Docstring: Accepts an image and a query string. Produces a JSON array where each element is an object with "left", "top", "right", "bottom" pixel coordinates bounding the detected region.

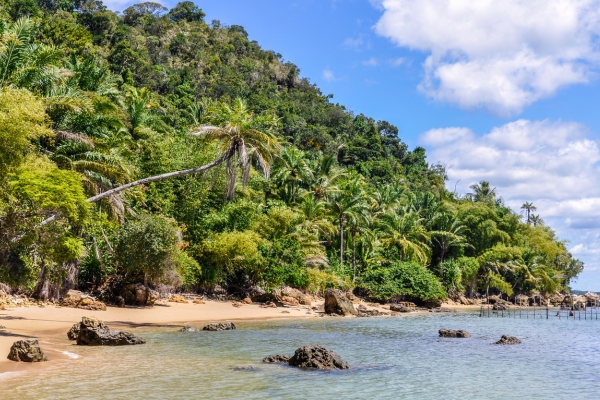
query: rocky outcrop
[
  {"left": 494, "top": 335, "right": 522, "bottom": 345},
  {"left": 180, "top": 326, "right": 199, "bottom": 332},
  {"left": 515, "top": 295, "right": 529, "bottom": 306},
  {"left": 423, "top": 298, "right": 443, "bottom": 309},
  {"left": 203, "top": 322, "right": 236, "bottom": 331},
  {"left": 390, "top": 303, "right": 411, "bottom": 313},
  {"left": 281, "top": 287, "right": 312, "bottom": 306},
  {"left": 259, "top": 301, "right": 277, "bottom": 308},
  {"left": 119, "top": 283, "right": 159, "bottom": 307},
  {"left": 67, "top": 322, "right": 81, "bottom": 340},
  {"left": 169, "top": 295, "right": 188, "bottom": 304},
  {"left": 193, "top": 299, "right": 205, "bottom": 304},
  {"left": 281, "top": 296, "right": 300, "bottom": 306},
  {"left": 75, "top": 316, "right": 146, "bottom": 346},
  {"left": 7, "top": 339, "right": 48, "bottom": 362},
  {"left": 324, "top": 289, "right": 355, "bottom": 316},
  {"left": 288, "top": 345, "right": 349, "bottom": 370},
  {"left": 60, "top": 290, "right": 106, "bottom": 311},
  {"left": 241, "top": 298, "right": 252, "bottom": 304},
  {"left": 439, "top": 329, "right": 471, "bottom": 338},
  {"left": 263, "top": 355, "right": 290, "bottom": 363}
]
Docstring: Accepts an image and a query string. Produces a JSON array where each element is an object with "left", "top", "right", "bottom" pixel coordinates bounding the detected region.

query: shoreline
[{"left": 0, "top": 300, "right": 478, "bottom": 375}]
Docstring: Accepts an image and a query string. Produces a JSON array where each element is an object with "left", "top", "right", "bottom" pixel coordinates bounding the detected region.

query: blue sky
[{"left": 105, "top": 0, "right": 600, "bottom": 290}]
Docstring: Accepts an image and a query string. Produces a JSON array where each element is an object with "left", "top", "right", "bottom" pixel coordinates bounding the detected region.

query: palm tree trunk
[
  {"left": 292, "top": 181, "right": 296, "bottom": 203},
  {"left": 10, "top": 143, "right": 237, "bottom": 243},
  {"left": 439, "top": 243, "right": 446, "bottom": 280},
  {"left": 339, "top": 216, "right": 344, "bottom": 265},
  {"left": 397, "top": 245, "right": 402, "bottom": 262},
  {"left": 352, "top": 232, "right": 356, "bottom": 283}
]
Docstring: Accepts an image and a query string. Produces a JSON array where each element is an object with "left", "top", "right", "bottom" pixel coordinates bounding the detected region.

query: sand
[{"left": 0, "top": 299, "right": 319, "bottom": 374}]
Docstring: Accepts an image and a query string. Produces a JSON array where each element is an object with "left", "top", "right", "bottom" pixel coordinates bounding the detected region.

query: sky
[{"left": 103, "top": 0, "right": 600, "bottom": 290}]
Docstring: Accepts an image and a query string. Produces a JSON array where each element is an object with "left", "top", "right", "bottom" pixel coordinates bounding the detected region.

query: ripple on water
[{"left": 2, "top": 311, "right": 600, "bottom": 399}]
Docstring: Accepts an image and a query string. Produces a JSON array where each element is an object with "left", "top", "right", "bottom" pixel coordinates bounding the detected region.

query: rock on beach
[
  {"left": 324, "top": 289, "right": 355, "bottom": 316},
  {"left": 73, "top": 316, "right": 146, "bottom": 346},
  {"left": 203, "top": 322, "right": 236, "bottom": 331},
  {"left": 7, "top": 339, "right": 48, "bottom": 362}
]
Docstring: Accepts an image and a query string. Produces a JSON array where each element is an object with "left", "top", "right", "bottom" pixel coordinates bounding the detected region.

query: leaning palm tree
[
  {"left": 520, "top": 202, "right": 537, "bottom": 225},
  {"left": 376, "top": 209, "right": 430, "bottom": 264}
]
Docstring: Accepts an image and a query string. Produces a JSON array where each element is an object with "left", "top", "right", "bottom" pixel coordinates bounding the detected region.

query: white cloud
[
  {"left": 322, "top": 68, "right": 337, "bottom": 83},
  {"left": 99, "top": 0, "right": 134, "bottom": 10},
  {"left": 388, "top": 57, "right": 405, "bottom": 67},
  {"left": 421, "top": 119, "right": 600, "bottom": 288},
  {"left": 373, "top": 0, "right": 600, "bottom": 115},
  {"left": 343, "top": 35, "right": 364, "bottom": 49},
  {"left": 362, "top": 57, "right": 378, "bottom": 66}
]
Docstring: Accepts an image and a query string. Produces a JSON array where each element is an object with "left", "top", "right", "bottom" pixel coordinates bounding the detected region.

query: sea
[{"left": 1, "top": 311, "right": 599, "bottom": 399}]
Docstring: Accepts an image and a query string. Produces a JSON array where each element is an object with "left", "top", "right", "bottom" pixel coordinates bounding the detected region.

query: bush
[
  {"left": 258, "top": 237, "right": 307, "bottom": 291},
  {"left": 305, "top": 268, "right": 351, "bottom": 295},
  {"left": 358, "top": 262, "right": 446, "bottom": 300}
]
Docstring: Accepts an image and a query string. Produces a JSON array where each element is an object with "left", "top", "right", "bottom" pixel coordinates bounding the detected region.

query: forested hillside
[{"left": 0, "top": 1, "right": 584, "bottom": 302}]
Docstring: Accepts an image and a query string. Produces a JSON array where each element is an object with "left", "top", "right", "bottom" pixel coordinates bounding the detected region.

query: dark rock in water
[
  {"left": 76, "top": 316, "right": 146, "bottom": 346},
  {"left": 439, "top": 328, "right": 471, "bottom": 338},
  {"left": 493, "top": 303, "right": 508, "bottom": 311},
  {"left": 494, "top": 335, "right": 522, "bottom": 345},
  {"left": 263, "top": 355, "right": 290, "bottom": 363},
  {"left": 67, "top": 322, "right": 81, "bottom": 340},
  {"left": 288, "top": 345, "right": 349, "bottom": 370},
  {"left": 356, "top": 309, "right": 388, "bottom": 317},
  {"left": 390, "top": 304, "right": 411, "bottom": 313},
  {"left": 203, "top": 322, "right": 236, "bottom": 331},
  {"left": 232, "top": 366, "right": 262, "bottom": 371},
  {"left": 7, "top": 339, "right": 48, "bottom": 362},
  {"left": 429, "top": 307, "right": 453, "bottom": 313},
  {"left": 324, "top": 289, "right": 355, "bottom": 316},
  {"left": 423, "top": 299, "right": 444, "bottom": 309},
  {"left": 180, "top": 326, "right": 199, "bottom": 332}
]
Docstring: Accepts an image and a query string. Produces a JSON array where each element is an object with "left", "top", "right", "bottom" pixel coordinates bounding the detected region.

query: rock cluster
[
  {"left": 115, "top": 284, "right": 158, "bottom": 307},
  {"left": 169, "top": 294, "right": 188, "bottom": 304},
  {"left": 203, "top": 322, "right": 236, "bottom": 331},
  {"left": 193, "top": 299, "right": 205, "bottom": 304},
  {"left": 68, "top": 316, "right": 146, "bottom": 346},
  {"left": 0, "top": 291, "right": 50, "bottom": 309},
  {"left": 390, "top": 303, "right": 411, "bottom": 313},
  {"left": 494, "top": 335, "right": 522, "bottom": 345},
  {"left": 439, "top": 329, "right": 471, "bottom": 338},
  {"left": 180, "top": 326, "right": 199, "bottom": 332},
  {"left": 356, "top": 304, "right": 388, "bottom": 317},
  {"left": 61, "top": 290, "right": 106, "bottom": 311},
  {"left": 264, "top": 346, "right": 349, "bottom": 370},
  {"left": 324, "top": 289, "right": 355, "bottom": 316},
  {"left": 281, "top": 287, "right": 312, "bottom": 306},
  {"left": 7, "top": 339, "right": 48, "bottom": 362}
]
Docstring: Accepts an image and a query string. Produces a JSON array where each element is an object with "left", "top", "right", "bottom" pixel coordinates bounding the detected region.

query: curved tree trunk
[{"left": 339, "top": 216, "right": 344, "bottom": 265}]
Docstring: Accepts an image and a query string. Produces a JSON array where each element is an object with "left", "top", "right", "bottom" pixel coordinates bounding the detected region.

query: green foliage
[
  {"left": 258, "top": 237, "right": 307, "bottom": 291},
  {"left": 358, "top": 262, "right": 446, "bottom": 300}
]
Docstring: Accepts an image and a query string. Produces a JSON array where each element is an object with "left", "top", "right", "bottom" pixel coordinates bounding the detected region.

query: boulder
[
  {"left": 193, "top": 299, "right": 205, "bottom": 304},
  {"left": 494, "top": 335, "right": 522, "bottom": 345},
  {"left": 241, "top": 298, "right": 252, "bottom": 305},
  {"left": 259, "top": 301, "right": 277, "bottom": 308},
  {"left": 180, "top": 326, "right": 199, "bottom": 332},
  {"left": 119, "top": 283, "right": 159, "bottom": 307},
  {"left": 493, "top": 303, "right": 508, "bottom": 311},
  {"left": 281, "top": 296, "right": 300, "bottom": 306},
  {"left": 61, "top": 290, "right": 106, "bottom": 311},
  {"left": 67, "top": 322, "right": 81, "bottom": 340},
  {"left": 288, "top": 345, "right": 349, "bottom": 370},
  {"left": 423, "top": 298, "right": 443, "bottom": 309},
  {"left": 346, "top": 289, "right": 357, "bottom": 302},
  {"left": 515, "top": 295, "right": 529, "bottom": 306},
  {"left": 263, "top": 355, "right": 290, "bottom": 363},
  {"left": 7, "top": 339, "right": 48, "bottom": 362},
  {"left": 169, "top": 295, "right": 188, "bottom": 304},
  {"left": 324, "top": 289, "right": 355, "bottom": 316},
  {"left": 203, "top": 322, "right": 236, "bottom": 331},
  {"left": 76, "top": 316, "right": 146, "bottom": 346},
  {"left": 390, "top": 303, "right": 411, "bottom": 313},
  {"left": 439, "top": 329, "right": 471, "bottom": 338},
  {"left": 281, "top": 287, "right": 311, "bottom": 305},
  {"left": 356, "top": 309, "right": 388, "bottom": 317}
]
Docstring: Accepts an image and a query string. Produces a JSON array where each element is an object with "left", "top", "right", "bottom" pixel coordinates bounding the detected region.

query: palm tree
[
  {"left": 326, "top": 178, "right": 370, "bottom": 265},
  {"left": 429, "top": 215, "right": 471, "bottom": 278},
  {"left": 530, "top": 214, "right": 544, "bottom": 227},
  {"left": 469, "top": 181, "right": 496, "bottom": 202},
  {"left": 521, "top": 202, "right": 537, "bottom": 225},
  {"left": 122, "top": 85, "right": 167, "bottom": 138},
  {"left": 272, "top": 147, "right": 311, "bottom": 203},
  {"left": 373, "top": 179, "right": 404, "bottom": 215},
  {"left": 348, "top": 215, "right": 374, "bottom": 283},
  {"left": 376, "top": 209, "right": 430, "bottom": 264},
  {"left": 305, "top": 154, "right": 345, "bottom": 199}
]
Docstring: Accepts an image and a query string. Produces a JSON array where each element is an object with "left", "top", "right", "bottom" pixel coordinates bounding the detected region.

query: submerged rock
[
  {"left": 75, "top": 316, "right": 146, "bottom": 346},
  {"left": 439, "top": 329, "right": 471, "bottom": 338},
  {"left": 180, "top": 326, "right": 199, "bottom": 332},
  {"left": 263, "top": 355, "right": 290, "bottom": 363},
  {"left": 7, "top": 339, "right": 48, "bottom": 362},
  {"left": 324, "top": 289, "right": 355, "bottom": 316},
  {"left": 288, "top": 345, "right": 349, "bottom": 370},
  {"left": 203, "top": 322, "right": 236, "bottom": 331},
  {"left": 494, "top": 335, "right": 522, "bottom": 345}
]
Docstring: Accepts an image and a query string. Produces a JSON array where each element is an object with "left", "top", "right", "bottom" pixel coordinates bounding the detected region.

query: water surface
[{"left": 2, "top": 311, "right": 599, "bottom": 399}]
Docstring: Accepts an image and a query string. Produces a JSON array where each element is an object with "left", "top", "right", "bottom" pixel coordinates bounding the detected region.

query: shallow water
[{"left": 2, "top": 311, "right": 600, "bottom": 399}]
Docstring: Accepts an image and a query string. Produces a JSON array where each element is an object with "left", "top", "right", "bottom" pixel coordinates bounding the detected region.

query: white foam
[
  {"left": 62, "top": 351, "right": 80, "bottom": 359},
  {"left": 0, "top": 371, "right": 22, "bottom": 380}
]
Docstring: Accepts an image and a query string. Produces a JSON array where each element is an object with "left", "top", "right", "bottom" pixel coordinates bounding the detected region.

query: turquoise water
[{"left": 2, "top": 311, "right": 600, "bottom": 399}]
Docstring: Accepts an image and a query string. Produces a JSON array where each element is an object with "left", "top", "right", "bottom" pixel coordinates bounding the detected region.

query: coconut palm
[
  {"left": 530, "top": 214, "right": 544, "bottom": 227},
  {"left": 272, "top": 147, "right": 311, "bottom": 203},
  {"left": 469, "top": 181, "right": 496, "bottom": 203},
  {"left": 429, "top": 215, "right": 471, "bottom": 278},
  {"left": 122, "top": 85, "right": 168, "bottom": 138},
  {"left": 305, "top": 154, "right": 345, "bottom": 199},
  {"left": 376, "top": 208, "right": 430, "bottom": 264},
  {"left": 373, "top": 179, "right": 404, "bottom": 215},
  {"left": 521, "top": 202, "right": 537, "bottom": 225}
]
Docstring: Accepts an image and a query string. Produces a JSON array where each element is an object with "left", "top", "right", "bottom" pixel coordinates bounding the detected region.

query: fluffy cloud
[
  {"left": 373, "top": 0, "right": 600, "bottom": 115},
  {"left": 421, "top": 120, "right": 600, "bottom": 287},
  {"left": 322, "top": 68, "right": 338, "bottom": 82}
]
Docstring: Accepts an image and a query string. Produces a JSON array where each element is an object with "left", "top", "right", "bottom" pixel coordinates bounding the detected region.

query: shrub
[
  {"left": 258, "top": 237, "right": 307, "bottom": 291},
  {"left": 358, "top": 261, "right": 446, "bottom": 300}
]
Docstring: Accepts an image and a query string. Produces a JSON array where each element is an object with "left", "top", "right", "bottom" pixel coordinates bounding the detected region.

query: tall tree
[
  {"left": 430, "top": 215, "right": 471, "bottom": 278},
  {"left": 377, "top": 209, "right": 430, "bottom": 264},
  {"left": 469, "top": 181, "right": 497, "bottom": 203},
  {"left": 272, "top": 147, "right": 310, "bottom": 203},
  {"left": 521, "top": 202, "right": 537, "bottom": 225}
]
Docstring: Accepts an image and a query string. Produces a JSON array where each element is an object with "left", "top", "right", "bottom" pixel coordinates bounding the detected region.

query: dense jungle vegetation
[{"left": 0, "top": 1, "right": 584, "bottom": 301}]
